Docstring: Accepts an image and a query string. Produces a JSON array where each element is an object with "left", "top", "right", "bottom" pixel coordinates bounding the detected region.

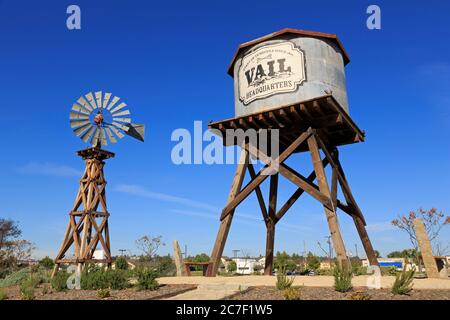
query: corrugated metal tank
[{"left": 230, "top": 29, "right": 350, "bottom": 117}]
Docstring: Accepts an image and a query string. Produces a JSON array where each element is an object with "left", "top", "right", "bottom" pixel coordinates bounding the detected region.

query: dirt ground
[
  {"left": 229, "top": 286, "right": 450, "bottom": 300},
  {"left": 2, "top": 284, "right": 197, "bottom": 300}
]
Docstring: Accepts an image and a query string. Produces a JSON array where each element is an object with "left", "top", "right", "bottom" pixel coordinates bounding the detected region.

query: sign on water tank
[{"left": 238, "top": 41, "right": 306, "bottom": 105}]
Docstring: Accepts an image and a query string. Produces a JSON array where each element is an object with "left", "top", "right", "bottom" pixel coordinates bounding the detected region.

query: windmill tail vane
[{"left": 69, "top": 90, "right": 145, "bottom": 148}]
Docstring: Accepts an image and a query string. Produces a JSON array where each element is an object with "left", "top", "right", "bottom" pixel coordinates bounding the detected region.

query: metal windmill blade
[{"left": 70, "top": 91, "right": 145, "bottom": 148}]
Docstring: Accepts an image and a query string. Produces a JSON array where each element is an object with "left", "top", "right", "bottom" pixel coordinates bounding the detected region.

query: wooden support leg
[
  {"left": 207, "top": 148, "right": 249, "bottom": 277},
  {"left": 264, "top": 174, "right": 278, "bottom": 275},
  {"left": 332, "top": 150, "right": 379, "bottom": 267},
  {"left": 265, "top": 220, "right": 275, "bottom": 275},
  {"left": 353, "top": 215, "right": 379, "bottom": 266},
  {"left": 307, "top": 134, "right": 349, "bottom": 269}
]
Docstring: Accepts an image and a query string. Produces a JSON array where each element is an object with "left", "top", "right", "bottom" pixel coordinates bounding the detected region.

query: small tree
[
  {"left": 0, "top": 219, "right": 34, "bottom": 270},
  {"left": 227, "top": 260, "right": 237, "bottom": 274},
  {"left": 39, "top": 256, "right": 54, "bottom": 269},
  {"left": 392, "top": 208, "right": 449, "bottom": 272},
  {"left": 306, "top": 252, "right": 320, "bottom": 271},
  {"left": 115, "top": 256, "right": 128, "bottom": 270},
  {"left": 135, "top": 235, "right": 165, "bottom": 261}
]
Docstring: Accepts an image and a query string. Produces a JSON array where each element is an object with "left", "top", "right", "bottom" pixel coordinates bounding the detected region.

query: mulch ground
[
  {"left": 229, "top": 286, "right": 450, "bottom": 300},
  {"left": 2, "top": 284, "right": 197, "bottom": 300}
]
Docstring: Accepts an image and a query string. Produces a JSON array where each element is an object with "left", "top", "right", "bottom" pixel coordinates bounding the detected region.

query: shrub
[
  {"left": 227, "top": 261, "right": 237, "bottom": 274},
  {"left": 115, "top": 257, "right": 128, "bottom": 270},
  {"left": 352, "top": 265, "right": 368, "bottom": 276},
  {"left": 20, "top": 284, "right": 35, "bottom": 300},
  {"left": 0, "top": 290, "right": 7, "bottom": 300},
  {"left": 306, "top": 252, "right": 320, "bottom": 271},
  {"left": 349, "top": 290, "right": 371, "bottom": 300},
  {"left": 21, "top": 275, "right": 41, "bottom": 289},
  {"left": 333, "top": 265, "right": 353, "bottom": 293},
  {"left": 391, "top": 266, "right": 415, "bottom": 295},
  {"left": 283, "top": 287, "right": 301, "bottom": 300},
  {"left": 96, "top": 288, "right": 110, "bottom": 299},
  {"left": 105, "top": 269, "right": 129, "bottom": 290},
  {"left": 154, "top": 255, "right": 176, "bottom": 276},
  {"left": 276, "top": 265, "right": 295, "bottom": 290},
  {"left": 51, "top": 271, "right": 70, "bottom": 292},
  {"left": 81, "top": 266, "right": 108, "bottom": 290},
  {"left": 381, "top": 266, "right": 398, "bottom": 276},
  {"left": 39, "top": 257, "right": 55, "bottom": 270},
  {"left": 317, "top": 268, "right": 333, "bottom": 276},
  {"left": 0, "top": 269, "right": 11, "bottom": 280},
  {"left": 137, "top": 268, "right": 159, "bottom": 290},
  {"left": 0, "top": 267, "right": 31, "bottom": 288}
]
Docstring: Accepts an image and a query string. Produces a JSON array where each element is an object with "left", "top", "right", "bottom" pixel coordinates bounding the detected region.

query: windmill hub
[
  {"left": 93, "top": 111, "right": 104, "bottom": 125},
  {"left": 70, "top": 91, "right": 146, "bottom": 147}
]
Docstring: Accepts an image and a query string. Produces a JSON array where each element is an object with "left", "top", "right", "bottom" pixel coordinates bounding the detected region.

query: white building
[{"left": 231, "top": 257, "right": 265, "bottom": 275}]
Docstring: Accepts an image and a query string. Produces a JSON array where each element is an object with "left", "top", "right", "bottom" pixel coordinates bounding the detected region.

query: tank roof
[{"left": 227, "top": 28, "right": 350, "bottom": 76}]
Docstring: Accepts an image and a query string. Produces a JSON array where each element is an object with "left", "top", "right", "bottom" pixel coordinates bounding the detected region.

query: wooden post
[
  {"left": 331, "top": 149, "right": 379, "bottom": 267},
  {"left": 307, "top": 134, "right": 349, "bottom": 269},
  {"left": 265, "top": 220, "right": 275, "bottom": 275},
  {"left": 264, "top": 174, "right": 278, "bottom": 275},
  {"left": 207, "top": 148, "right": 249, "bottom": 276}
]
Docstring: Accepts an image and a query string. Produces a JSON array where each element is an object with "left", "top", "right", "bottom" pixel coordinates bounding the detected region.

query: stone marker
[
  {"left": 173, "top": 240, "right": 185, "bottom": 276},
  {"left": 413, "top": 218, "right": 440, "bottom": 278}
]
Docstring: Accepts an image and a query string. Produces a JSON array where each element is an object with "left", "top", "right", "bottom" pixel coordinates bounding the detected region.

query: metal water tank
[{"left": 228, "top": 28, "right": 350, "bottom": 117}]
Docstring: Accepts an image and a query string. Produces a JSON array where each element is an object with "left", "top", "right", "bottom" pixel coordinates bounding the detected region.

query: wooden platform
[
  {"left": 77, "top": 147, "right": 115, "bottom": 160},
  {"left": 208, "top": 94, "right": 364, "bottom": 153}
]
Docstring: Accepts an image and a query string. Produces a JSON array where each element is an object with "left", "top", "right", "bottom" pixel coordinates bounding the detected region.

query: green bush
[
  {"left": 0, "top": 269, "right": 11, "bottom": 280},
  {"left": 227, "top": 261, "right": 237, "bottom": 273},
  {"left": 39, "top": 257, "right": 55, "bottom": 270},
  {"left": 51, "top": 271, "right": 70, "bottom": 292},
  {"left": 283, "top": 287, "right": 301, "bottom": 300},
  {"left": 106, "top": 270, "right": 129, "bottom": 290},
  {"left": 276, "top": 265, "right": 295, "bottom": 290},
  {"left": 391, "top": 266, "right": 415, "bottom": 295},
  {"left": 81, "top": 266, "right": 129, "bottom": 290},
  {"left": 352, "top": 265, "right": 368, "bottom": 276},
  {"left": 21, "top": 275, "right": 41, "bottom": 289},
  {"left": 137, "top": 268, "right": 159, "bottom": 290},
  {"left": 115, "top": 257, "right": 128, "bottom": 270},
  {"left": 0, "top": 267, "right": 31, "bottom": 288},
  {"left": 381, "top": 266, "right": 398, "bottom": 276},
  {"left": 0, "top": 290, "right": 7, "bottom": 300},
  {"left": 333, "top": 265, "right": 353, "bottom": 293},
  {"left": 317, "top": 268, "right": 333, "bottom": 276},
  {"left": 154, "top": 256, "right": 176, "bottom": 276},
  {"left": 96, "top": 288, "right": 110, "bottom": 299},
  {"left": 306, "top": 252, "right": 321, "bottom": 271},
  {"left": 20, "top": 284, "right": 35, "bottom": 300}
]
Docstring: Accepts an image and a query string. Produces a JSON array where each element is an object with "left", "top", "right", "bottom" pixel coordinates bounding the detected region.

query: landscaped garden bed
[{"left": 228, "top": 286, "right": 450, "bottom": 300}]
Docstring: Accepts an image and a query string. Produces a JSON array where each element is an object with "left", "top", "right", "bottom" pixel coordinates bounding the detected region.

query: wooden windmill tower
[
  {"left": 206, "top": 29, "right": 379, "bottom": 276},
  {"left": 52, "top": 91, "right": 144, "bottom": 277}
]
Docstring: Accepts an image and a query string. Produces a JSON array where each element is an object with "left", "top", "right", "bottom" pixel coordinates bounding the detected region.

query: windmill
[{"left": 52, "top": 91, "right": 144, "bottom": 277}]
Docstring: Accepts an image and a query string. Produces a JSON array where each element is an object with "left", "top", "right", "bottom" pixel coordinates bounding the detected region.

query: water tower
[{"left": 206, "top": 28, "right": 379, "bottom": 276}]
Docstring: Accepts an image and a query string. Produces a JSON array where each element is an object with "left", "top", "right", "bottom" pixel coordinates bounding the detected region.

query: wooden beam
[
  {"left": 278, "top": 163, "right": 333, "bottom": 210},
  {"left": 220, "top": 130, "right": 312, "bottom": 220},
  {"left": 307, "top": 134, "right": 349, "bottom": 269},
  {"left": 207, "top": 148, "right": 249, "bottom": 277},
  {"left": 275, "top": 158, "right": 329, "bottom": 222},
  {"left": 264, "top": 220, "right": 275, "bottom": 275},
  {"left": 247, "top": 162, "right": 269, "bottom": 223}
]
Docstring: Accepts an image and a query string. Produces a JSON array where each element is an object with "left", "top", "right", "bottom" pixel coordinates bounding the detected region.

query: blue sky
[{"left": 0, "top": 0, "right": 449, "bottom": 259}]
